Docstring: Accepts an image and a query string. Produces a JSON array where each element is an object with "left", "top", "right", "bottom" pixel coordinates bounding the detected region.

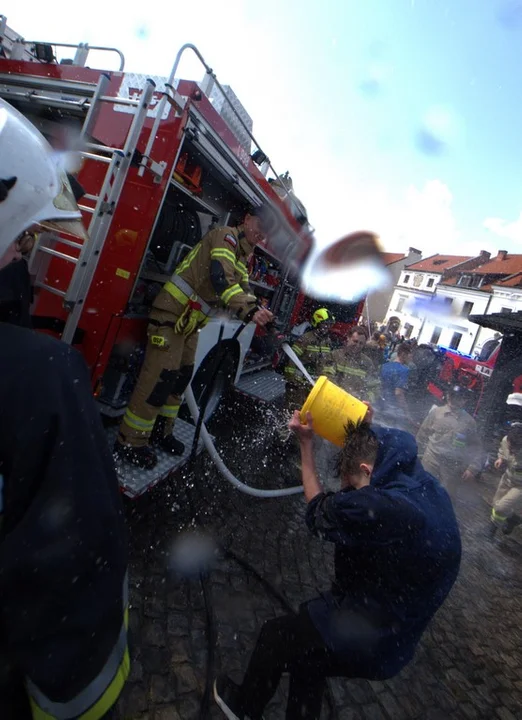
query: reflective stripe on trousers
[{"left": 27, "top": 574, "right": 130, "bottom": 720}]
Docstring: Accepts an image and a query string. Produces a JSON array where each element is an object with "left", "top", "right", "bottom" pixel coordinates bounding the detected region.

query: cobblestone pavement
[{"left": 114, "top": 394, "right": 522, "bottom": 720}]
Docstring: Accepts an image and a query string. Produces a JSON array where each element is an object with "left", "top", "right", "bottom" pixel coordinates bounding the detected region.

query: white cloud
[
  {"left": 483, "top": 213, "right": 522, "bottom": 243},
  {"left": 317, "top": 179, "right": 460, "bottom": 254}
]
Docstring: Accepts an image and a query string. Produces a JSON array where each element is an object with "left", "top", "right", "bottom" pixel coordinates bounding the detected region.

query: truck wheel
[{"left": 180, "top": 351, "right": 237, "bottom": 424}]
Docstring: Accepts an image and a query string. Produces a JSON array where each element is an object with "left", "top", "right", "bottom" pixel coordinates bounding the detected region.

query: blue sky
[{"left": 6, "top": 0, "right": 522, "bottom": 256}]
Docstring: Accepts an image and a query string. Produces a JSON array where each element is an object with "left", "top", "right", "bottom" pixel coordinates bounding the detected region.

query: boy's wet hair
[
  {"left": 335, "top": 420, "right": 379, "bottom": 478},
  {"left": 507, "top": 424, "right": 522, "bottom": 451}
]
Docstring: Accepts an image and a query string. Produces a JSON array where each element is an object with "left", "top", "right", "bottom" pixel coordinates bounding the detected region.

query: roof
[
  {"left": 381, "top": 252, "right": 406, "bottom": 266},
  {"left": 469, "top": 311, "right": 522, "bottom": 334},
  {"left": 405, "top": 254, "right": 472, "bottom": 272},
  {"left": 494, "top": 271, "right": 522, "bottom": 288},
  {"left": 471, "top": 253, "right": 522, "bottom": 276},
  {"left": 441, "top": 276, "right": 493, "bottom": 291}
]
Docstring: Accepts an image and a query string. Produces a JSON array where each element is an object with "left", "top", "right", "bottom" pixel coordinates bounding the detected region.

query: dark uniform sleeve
[
  {"left": 0, "top": 330, "right": 128, "bottom": 713},
  {"left": 209, "top": 229, "right": 258, "bottom": 320},
  {"left": 305, "top": 489, "right": 422, "bottom": 547}
]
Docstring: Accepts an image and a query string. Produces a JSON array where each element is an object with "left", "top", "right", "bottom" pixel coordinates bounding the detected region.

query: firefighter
[
  {"left": 324, "top": 325, "right": 379, "bottom": 402},
  {"left": 284, "top": 308, "right": 335, "bottom": 407},
  {"left": 0, "top": 99, "right": 128, "bottom": 719},
  {"left": 416, "top": 385, "right": 483, "bottom": 497},
  {"left": 488, "top": 424, "right": 522, "bottom": 538},
  {"left": 115, "top": 212, "right": 274, "bottom": 469}
]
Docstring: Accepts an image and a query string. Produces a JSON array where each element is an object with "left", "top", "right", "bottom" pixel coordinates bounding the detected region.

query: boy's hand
[{"left": 288, "top": 410, "right": 314, "bottom": 442}]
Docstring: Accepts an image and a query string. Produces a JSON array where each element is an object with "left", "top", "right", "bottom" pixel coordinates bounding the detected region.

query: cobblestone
[{"left": 113, "top": 397, "right": 522, "bottom": 719}]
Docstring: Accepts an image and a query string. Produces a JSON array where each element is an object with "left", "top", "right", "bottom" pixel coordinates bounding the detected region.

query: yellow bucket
[{"left": 300, "top": 376, "right": 368, "bottom": 447}]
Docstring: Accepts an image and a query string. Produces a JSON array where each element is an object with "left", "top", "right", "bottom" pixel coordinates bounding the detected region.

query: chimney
[
  {"left": 497, "top": 250, "right": 508, "bottom": 260},
  {"left": 479, "top": 250, "right": 491, "bottom": 261}
]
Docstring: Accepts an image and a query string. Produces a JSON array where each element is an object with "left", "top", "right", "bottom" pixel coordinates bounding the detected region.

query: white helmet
[{"left": 0, "top": 98, "right": 86, "bottom": 262}]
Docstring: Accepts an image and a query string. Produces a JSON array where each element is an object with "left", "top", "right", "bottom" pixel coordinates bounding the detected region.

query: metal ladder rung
[
  {"left": 35, "top": 281, "right": 66, "bottom": 298},
  {"left": 86, "top": 142, "right": 124, "bottom": 156},
  {"left": 81, "top": 151, "right": 113, "bottom": 164},
  {"left": 83, "top": 193, "right": 99, "bottom": 202},
  {"left": 39, "top": 246, "right": 79, "bottom": 263},
  {"left": 55, "top": 237, "right": 85, "bottom": 250},
  {"left": 100, "top": 95, "right": 140, "bottom": 107},
  {"left": 78, "top": 204, "right": 96, "bottom": 214}
]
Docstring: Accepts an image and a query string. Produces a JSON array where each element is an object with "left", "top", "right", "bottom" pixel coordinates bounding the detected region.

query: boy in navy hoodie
[{"left": 214, "top": 407, "right": 461, "bottom": 720}]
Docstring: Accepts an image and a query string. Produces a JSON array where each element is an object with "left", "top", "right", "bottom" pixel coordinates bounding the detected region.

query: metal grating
[
  {"left": 106, "top": 419, "right": 209, "bottom": 499},
  {"left": 235, "top": 370, "right": 286, "bottom": 403}
]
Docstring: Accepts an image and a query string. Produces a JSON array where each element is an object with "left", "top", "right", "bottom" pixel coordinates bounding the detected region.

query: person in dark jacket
[
  {"left": 214, "top": 406, "right": 461, "bottom": 720},
  {"left": 0, "top": 98, "right": 129, "bottom": 719}
]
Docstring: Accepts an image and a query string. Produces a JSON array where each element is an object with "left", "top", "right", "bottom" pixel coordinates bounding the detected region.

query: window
[
  {"left": 403, "top": 274, "right": 410, "bottom": 283},
  {"left": 501, "top": 307, "right": 513, "bottom": 314},
  {"left": 396, "top": 296, "right": 406, "bottom": 312},
  {"left": 427, "top": 278, "right": 435, "bottom": 288},
  {"left": 461, "top": 301, "right": 474, "bottom": 317},
  {"left": 404, "top": 323, "right": 413, "bottom": 339},
  {"left": 430, "top": 326, "right": 442, "bottom": 344},
  {"left": 450, "top": 332, "right": 463, "bottom": 350}
]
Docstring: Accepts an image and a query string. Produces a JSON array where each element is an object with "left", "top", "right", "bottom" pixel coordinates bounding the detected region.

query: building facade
[
  {"left": 384, "top": 252, "right": 491, "bottom": 339},
  {"left": 417, "top": 251, "right": 522, "bottom": 356}
]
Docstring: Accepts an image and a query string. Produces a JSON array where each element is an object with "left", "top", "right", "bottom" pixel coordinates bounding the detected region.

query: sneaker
[
  {"left": 214, "top": 675, "right": 247, "bottom": 720},
  {"left": 154, "top": 434, "right": 185, "bottom": 456},
  {"left": 113, "top": 441, "right": 158, "bottom": 470}
]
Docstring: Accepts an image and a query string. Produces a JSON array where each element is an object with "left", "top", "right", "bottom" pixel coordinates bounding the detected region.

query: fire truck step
[
  {"left": 105, "top": 419, "right": 211, "bottom": 499},
  {"left": 235, "top": 370, "right": 286, "bottom": 403}
]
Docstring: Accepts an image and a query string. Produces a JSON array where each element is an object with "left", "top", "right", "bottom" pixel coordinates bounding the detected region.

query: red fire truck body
[
  {"left": 428, "top": 342, "right": 501, "bottom": 414},
  {"left": 0, "top": 20, "right": 363, "bottom": 432}
]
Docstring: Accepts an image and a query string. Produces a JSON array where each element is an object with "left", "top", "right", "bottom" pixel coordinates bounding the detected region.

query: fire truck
[
  {"left": 0, "top": 17, "right": 363, "bottom": 496},
  {"left": 427, "top": 337, "right": 502, "bottom": 416}
]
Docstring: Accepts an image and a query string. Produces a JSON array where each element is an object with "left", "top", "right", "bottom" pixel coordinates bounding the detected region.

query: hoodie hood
[{"left": 370, "top": 425, "right": 425, "bottom": 491}]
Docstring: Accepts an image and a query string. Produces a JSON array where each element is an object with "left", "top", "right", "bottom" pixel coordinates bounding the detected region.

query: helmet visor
[{"left": 37, "top": 171, "right": 89, "bottom": 242}]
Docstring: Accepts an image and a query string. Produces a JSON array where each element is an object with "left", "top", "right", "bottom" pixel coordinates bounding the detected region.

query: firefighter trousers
[
  {"left": 118, "top": 310, "right": 199, "bottom": 448},
  {"left": 422, "top": 451, "right": 463, "bottom": 497},
  {"left": 491, "top": 474, "right": 522, "bottom": 525}
]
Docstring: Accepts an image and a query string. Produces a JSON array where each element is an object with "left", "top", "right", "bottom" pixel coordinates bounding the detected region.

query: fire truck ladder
[{"left": 29, "top": 75, "right": 156, "bottom": 344}]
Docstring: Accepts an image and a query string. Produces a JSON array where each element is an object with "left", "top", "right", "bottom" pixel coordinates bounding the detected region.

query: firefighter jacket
[
  {"left": 305, "top": 425, "right": 461, "bottom": 679},
  {"left": 416, "top": 404, "right": 482, "bottom": 474},
  {"left": 0, "top": 323, "right": 129, "bottom": 720},
  {"left": 497, "top": 435, "right": 522, "bottom": 486},
  {"left": 152, "top": 225, "right": 258, "bottom": 327},
  {"left": 324, "top": 347, "right": 379, "bottom": 402},
  {"left": 284, "top": 329, "right": 334, "bottom": 387}
]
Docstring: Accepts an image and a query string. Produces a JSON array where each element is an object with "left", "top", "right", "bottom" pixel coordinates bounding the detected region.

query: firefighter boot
[
  {"left": 150, "top": 416, "right": 185, "bottom": 456},
  {"left": 502, "top": 514, "right": 522, "bottom": 536},
  {"left": 113, "top": 441, "right": 158, "bottom": 470}
]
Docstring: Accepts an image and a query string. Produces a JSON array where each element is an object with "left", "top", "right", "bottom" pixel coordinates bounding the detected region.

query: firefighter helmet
[
  {"left": 0, "top": 98, "right": 87, "bottom": 262},
  {"left": 311, "top": 308, "right": 333, "bottom": 328}
]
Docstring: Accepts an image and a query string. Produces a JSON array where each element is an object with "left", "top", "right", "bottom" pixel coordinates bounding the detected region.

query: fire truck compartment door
[{"left": 184, "top": 111, "right": 264, "bottom": 208}]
